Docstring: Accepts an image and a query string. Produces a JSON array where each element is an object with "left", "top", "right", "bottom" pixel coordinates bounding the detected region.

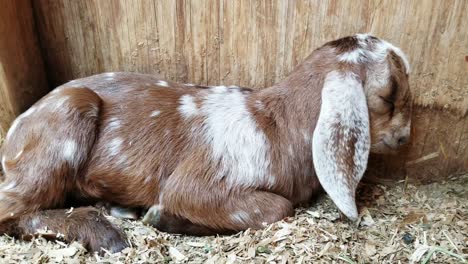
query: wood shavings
[
  {"left": 0, "top": 174, "right": 466, "bottom": 263},
  {"left": 168, "top": 246, "right": 186, "bottom": 262}
]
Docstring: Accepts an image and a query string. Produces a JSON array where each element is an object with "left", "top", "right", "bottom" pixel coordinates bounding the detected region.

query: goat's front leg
[
  {"left": 142, "top": 205, "right": 220, "bottom": 236},
  {"left": 153, "top": 190, "right": 294, "bottom": 234}
]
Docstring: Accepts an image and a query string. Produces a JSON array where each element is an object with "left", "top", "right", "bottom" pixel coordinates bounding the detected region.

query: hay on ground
[{"left": 0, "top": 173, "right": 466, "bottom": 263}]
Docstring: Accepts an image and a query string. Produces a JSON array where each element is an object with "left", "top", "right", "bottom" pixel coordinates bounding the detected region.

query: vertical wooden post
[{"left": 0, "top": 0, "right": 49, "bottom": 138}]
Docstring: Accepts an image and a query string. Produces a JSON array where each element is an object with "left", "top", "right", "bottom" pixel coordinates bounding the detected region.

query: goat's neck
[{"left": 256, "top": 62, "right": 324, "bottom": 139}]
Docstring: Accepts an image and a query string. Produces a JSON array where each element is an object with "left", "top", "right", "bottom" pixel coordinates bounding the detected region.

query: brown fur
[
  {"left": 0, "top": 207, "right": 127, "bottom": 254},
  {"left": 0, "top": 35, "right": 411, "bottom": 252},
  {"left": 367, "top": 51, "right": 412, "bottom": 153}
]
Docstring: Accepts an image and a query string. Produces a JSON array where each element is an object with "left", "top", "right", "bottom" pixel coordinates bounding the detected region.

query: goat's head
[{"left": 312, "top": 34, "right": 412, "bottom": 220}]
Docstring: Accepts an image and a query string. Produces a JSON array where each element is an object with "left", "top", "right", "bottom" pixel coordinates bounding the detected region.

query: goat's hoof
[
  {"left": 141, "top": 205, "right": 163, "bottom": 226},
  {"left": 109, "top": 206, "right": 139, "bottom": 220},
  {"left": 85, "top": 223, "right": 129, "bottom": 255},
  {"left": 94, "top": 232, "right": 129, "bottom": 255}
]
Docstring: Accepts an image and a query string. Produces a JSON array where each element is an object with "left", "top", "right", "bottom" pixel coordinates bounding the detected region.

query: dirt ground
[{"left": 0, "top": 173, "right": 466, "bottom": 263}]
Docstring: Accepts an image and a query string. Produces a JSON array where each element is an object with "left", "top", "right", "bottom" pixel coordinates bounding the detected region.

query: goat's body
[
  {"left": 1, "top": 71, "right": 322, "bottom": 238},
  {"left": 78, "top": 73, "right": 320, "bottom": 207},
  {"left": 0, "top": 34, "right": 412, "bottom": 252}
]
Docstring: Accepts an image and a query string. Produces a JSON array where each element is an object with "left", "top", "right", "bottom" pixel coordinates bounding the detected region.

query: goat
[{"left": 0, "top": 34, "right": 412, "bottom": 253}]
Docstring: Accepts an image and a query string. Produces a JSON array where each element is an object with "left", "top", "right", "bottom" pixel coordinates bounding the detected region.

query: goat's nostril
[{"left": 397, "top": 136, "right": 409, "bottom": 146}]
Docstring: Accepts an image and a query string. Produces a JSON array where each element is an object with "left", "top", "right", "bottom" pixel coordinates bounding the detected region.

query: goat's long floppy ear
[{"left": 312, "top": 71, "right": 371, "bottom": 221}]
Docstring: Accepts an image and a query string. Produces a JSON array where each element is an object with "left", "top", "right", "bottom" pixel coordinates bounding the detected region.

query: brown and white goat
[{"left": 0, "top": 34, "right": 412, "bottom": 253}]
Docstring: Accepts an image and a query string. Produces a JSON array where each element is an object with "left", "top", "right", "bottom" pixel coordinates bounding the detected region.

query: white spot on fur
[
  {"left": 337, "top": 34, "right": 413, "bottom": 97},
  {"left": 108, "top": 138, "right": 124, "bottom": 157},
  {"left": 156, "top": 80, "right": 169, "bottom": 87},
  {"left": 212, "top": 86, "right": 228, "bottom": 93},
  {"left": 230, "top": 211, "right": 250, "bottom": 224},
  {"left": 200, "top": 87, "right": 272, "bottom": 188},
  {"left": 356, "top": 33, "right": 371, "bottom": 41},
  {"left": 312, "top": 71, "right": 370, "bottom": 221},
  {"left": 178, "top": 94, "right": 199, "bottom": 118},
  {"left": 63, "top": 140, "right": 78, "bottom": 162},
  {"left": 105, "top": 72, "right": 116, "bottom": 77},
  {"left": 107, "top": 118, "right": 122, "bottom": 130},
  {"left": 338, "top": 33, "right": 410, "bottom": 74},
  {"left": 338, "top": 48, "right": 366, "bottom": 63},
  {"left": 150, "top": 110, "right": 161, "bottom": 117}
]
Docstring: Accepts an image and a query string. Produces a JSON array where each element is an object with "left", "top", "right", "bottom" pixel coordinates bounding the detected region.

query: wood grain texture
[
  {"left": 32, "top": 0, "right": 468, "bottom": 110},
  {"left": 0, "top": 0, "right": 49, "bottom": 137},
  {"left": 27, "top": 0, "right": 468, "bottom": 181}
]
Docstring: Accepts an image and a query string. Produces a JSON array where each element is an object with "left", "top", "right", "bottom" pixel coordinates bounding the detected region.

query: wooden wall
[
  {"left": 32, "top": 1, "right": 468, "bottom": 115},
  {"left": 0, "top": 0, "right": 49, "bottom": 137},
  {"left": 1, "top": 0, "right": 467, "bottom": 182}
]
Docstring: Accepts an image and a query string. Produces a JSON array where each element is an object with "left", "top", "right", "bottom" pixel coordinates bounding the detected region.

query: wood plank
[{"left": 0, "top": 0, "right": 49, "bottom": 138}]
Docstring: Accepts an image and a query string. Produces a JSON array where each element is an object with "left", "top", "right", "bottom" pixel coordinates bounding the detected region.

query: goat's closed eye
[{"left": 379, "top": 95, "right": 395, "bottom": 114}]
